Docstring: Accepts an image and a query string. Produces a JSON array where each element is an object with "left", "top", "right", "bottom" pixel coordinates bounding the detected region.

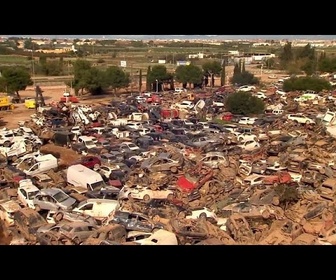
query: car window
[
  {"left": 20, "top": 189, "right": 27, "bottom": 198},
  {"left": 80, "top": 203, "right": 93, "bottom": 211}
]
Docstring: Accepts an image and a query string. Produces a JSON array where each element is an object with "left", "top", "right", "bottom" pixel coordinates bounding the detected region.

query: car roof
[
  {"left": 0, "top": 200, "right": 21, "bottom": 212},
  {"left": 39, "top": 188, "right": 64, "bottom": 196}
]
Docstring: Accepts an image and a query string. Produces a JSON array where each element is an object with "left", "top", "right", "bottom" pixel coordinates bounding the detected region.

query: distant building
[{"left": 188, "top": 53, "right": 204, "bottom": 59}]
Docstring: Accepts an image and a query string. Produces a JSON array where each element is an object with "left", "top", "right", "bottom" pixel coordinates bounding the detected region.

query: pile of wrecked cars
[{"left": 1, "top": 87, "right": 336, "bottom": 245}]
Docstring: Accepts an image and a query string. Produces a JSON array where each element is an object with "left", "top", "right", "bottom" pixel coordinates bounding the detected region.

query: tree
[
  {"left": 23, "top": 38, "right": 39, "bottom": 51},
  {"left": 39, "top": 60, "right": 64, "bottom": 76},
  {"left": 279, "top": 42, "right": 294, "bottom": 69},
  {"left": 72, "top": 59, "right": 93, "bottom": 95},
  {"left": 138, "top": 69, "right": 142, "bottom": 92},
  {"left": 297, "top": 43, "right": 315, "bottom": 60},
  {"left": 220, "top": 63, "right": 226, "bottom": 86},
  {"left": 225, "top": 92, "right": 265, "bottom": 115},
  {"left": 230, "top": 68, "right": 260, "bottom": 86},
  {"left": 0, "top": 67, "right": 33, "bottom": 99},
  {"left": 202, "top": 60, "right": 222, "bottom": 87},
  {"left": 233, "top": 63, "right": 241, "bottom": 76},
  {"left": 146, "top": 66, "right": 151, "bottom": 91},
  {"left": 104, "top": 66, "right": 130, "bottom": 94},
  {"left": 147, "top": 65, "right": 169, "bottom": 92},
  {"left": 175, "top": 64, "right": 203, "bottom": 90}
]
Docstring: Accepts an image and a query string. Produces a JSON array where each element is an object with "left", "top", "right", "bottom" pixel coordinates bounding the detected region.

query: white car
[
  {"left": 238, "top": 140, "right": 261, "bottom": 151},
  {"left": 185, "top": 207, "right": 227, "bottom": 227},
  {"left": 238, "top": 117, "right": 256, "bottom": 125},
  {"left": 119, "top": 142, "right": 140, "bottom": 152},
  {"left": 118, "top": 185, "right": 174, "bottom": 202},
  {"left": 244, "top": 173, "right": 266, "bottom": 186},
  {"left": 237, "top": 133, "right": 258, "bottom": 142},
  {"left": 199, "top": 152, "right": 229, "bottom": 169},
  {"left": 130, "top": 229, "right": 178, "bottom": 245},
  {"left": 238, "top": 85, "right": 256, "bottom": 92},
  {"left": 254, "top": 92, "right": 267, "bottom": 99},
  {"left": 17, "top": 179, "right": 40, "bottom": 208},
  {"left": 0, "top": 200, "right": 22, "bottom": 226},
  {"left": 98, "top": 164, "right": 120, "bottom": 178},
  {"left": 287, "top": 114, "right": 315, "bottom": 124},
  {"left": 174, "top": 87, "right": 187, "bottom": 94},
  {"left": 175, "top": 101, "right": 194, "bottom": 110}
]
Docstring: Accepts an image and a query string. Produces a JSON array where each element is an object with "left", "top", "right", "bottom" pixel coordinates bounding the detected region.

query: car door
[
  {"left": 18, "top": 188, "right": 28, "bottom": 206},
  {"left": 76, "top": 202, "right": 94, "bottom": 216}
]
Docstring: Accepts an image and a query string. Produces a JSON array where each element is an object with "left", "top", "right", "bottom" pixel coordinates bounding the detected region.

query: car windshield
[
  {"left": 28, "top": 190, "right": 39, "bottom": 200},
  {"left": 91, "top": 181, "right": 106, "bottom": 191},
  {"left": 53, "top": 191, "right": 69, "bottom": 202},
  {"left": 85, "top": 141, "right": 95, "bottom": 146}
]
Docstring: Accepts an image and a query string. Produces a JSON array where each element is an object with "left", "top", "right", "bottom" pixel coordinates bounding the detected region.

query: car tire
[
  {"left": 199, "top": 212, "right": 207, "bottom": 219},
  {"left": 34, "top": 205, "right": 41, "bottom": 212},
  {"left": 167, "top": 194, "right": 174, "bottom": 201},
  {"left": 170, "top": 166, "right": 178, "bottom": 173},
  {"left": 178, "top": 211, "right": 186, "bottom": 219},
  {"left": 55, "top": 212, "right": 64, "bottom": 222},
  {"left": 93, "top": 164, "right": 100, "bottom": 170},
  {"left": 143, "top": 194, "right": 151, "bottom": 202}
]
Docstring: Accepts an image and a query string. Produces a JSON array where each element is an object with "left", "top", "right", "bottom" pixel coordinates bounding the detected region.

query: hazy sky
[{"left": 3, "top": 35, "right": 336, "bottom": 40}]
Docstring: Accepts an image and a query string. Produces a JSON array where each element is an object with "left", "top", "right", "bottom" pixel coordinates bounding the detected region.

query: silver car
[{"left": 33, "top": 188, "right": 77, "bottom": 212}]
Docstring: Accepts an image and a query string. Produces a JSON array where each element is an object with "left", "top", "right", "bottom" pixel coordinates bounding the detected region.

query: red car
[{"left": 72, "top": 155, "right": 101, "bottom": 170}]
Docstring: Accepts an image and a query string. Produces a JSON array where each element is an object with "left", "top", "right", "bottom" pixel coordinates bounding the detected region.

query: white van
[
  {"left": 72, "top": 198, "right": 119, "bottom": 220},
  {"left": 67, "top": 164, "right": 106, "bottom": 191}
]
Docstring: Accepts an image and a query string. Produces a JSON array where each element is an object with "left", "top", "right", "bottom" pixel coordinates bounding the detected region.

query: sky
[{"left": 2, "top": 35, "right": 336, "bottom": 40}]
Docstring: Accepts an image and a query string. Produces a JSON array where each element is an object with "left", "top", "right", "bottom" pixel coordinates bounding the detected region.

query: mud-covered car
[
  {"left": 13, "top": 208, "right": 48, "bottom": 242},
  {"left": 81, "top": 224, "right": 127, "bottom": 245},
  {"left": 140, "top": 153, "right": 183, "bottom": 173},
  {"left": 37, "top": 221, "right": 99, "bottom": 245},
  {"left": 108, "top": 210, "right": 165, "bottom": 232},
  {"left": 52, "top": 209, "right": 98, "bottom": 225}
]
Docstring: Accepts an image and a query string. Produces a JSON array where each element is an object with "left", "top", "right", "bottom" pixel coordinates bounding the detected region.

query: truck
[
  {"left": 20, "top": 154, "right": 59, "bottom": 176},
  {"left": 0, "top": 96, "right": 14, "bottom": 110},
  {"left": 60, "top": 91, "right": 79, "bottom": 103},
  {"left": 67, "top": 164, "right": 106, "bottom": 192}
]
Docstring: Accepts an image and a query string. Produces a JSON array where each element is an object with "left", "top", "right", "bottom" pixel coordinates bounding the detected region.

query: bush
[
  {"left": 225, "top": 92, "right": 265, "bottom": 115},
  {"left": 283, "top": 76, "right": 331, "bottom": 92}
]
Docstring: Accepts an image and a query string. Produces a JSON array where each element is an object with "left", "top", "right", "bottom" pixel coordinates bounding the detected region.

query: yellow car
[{"left": 25, "top": 98, "right": 36, "bottom": 109}]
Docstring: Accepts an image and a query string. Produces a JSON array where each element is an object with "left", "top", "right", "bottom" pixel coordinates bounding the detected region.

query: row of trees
[
  {"left": 0, "top": 57, "right": 262, "bottom": 97},
  {"left": 277, "top": 42, "right": 336, "bottom": 75}
]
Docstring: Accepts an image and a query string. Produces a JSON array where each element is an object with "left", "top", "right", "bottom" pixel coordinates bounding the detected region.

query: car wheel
[
  {"left": 143, "top": 194, "right": 151, "bottom": 202},
  {"left": 3, "top": 141, "right": 11, "bottom": 147},
  {"left": 199, "top": 212, "right": 207, "bottom": 219},
  {"left": 93, "top": 164, "right": 99, "bottom": 170},
  {"left": 73, "top": 237, "right": 80, "bottom": 245},
  {"left": 170, "top": 166, "right": 178, "bottom": 173},
  {"left": 127, "top": 193, "right": 133, "bottom": 200},
  {"left": 10, "top": 155, "right": 18, "bottom": 162},
  {"left": 178, "top": 211, "right": 186, "bottom": 219},
  {"left": 55, "top": 212, "right": 64, "bottom": 222},
  {"left": 262, "top": 210, "right": 270, "bottom": 219},
  {"left": 34, "top": 205, "right": 41, "bottom": 212},
  {"left": 167, "top": 194, "right": 174, "bottom": 201}
]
